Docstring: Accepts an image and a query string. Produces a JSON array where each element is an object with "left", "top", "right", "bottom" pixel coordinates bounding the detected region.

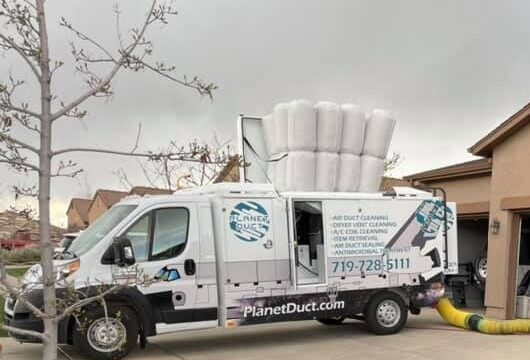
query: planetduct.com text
[{"left": 243, "top": 300, "right": 345, "bottom": 318}]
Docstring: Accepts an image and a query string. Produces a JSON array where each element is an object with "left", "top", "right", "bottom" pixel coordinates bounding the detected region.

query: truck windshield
[{"left": 66, "top": 205, "right": 137, "bottom": 257}]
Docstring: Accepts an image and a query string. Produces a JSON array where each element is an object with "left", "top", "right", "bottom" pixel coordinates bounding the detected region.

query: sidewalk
[{"left": 0, "top": 339, "right": 180, "bottom": 360}]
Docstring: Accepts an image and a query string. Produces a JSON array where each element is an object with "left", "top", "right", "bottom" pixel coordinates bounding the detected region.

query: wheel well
[
  {"left": 388, "top": 288, "right": 410, "bottom": 306},
  {"left": 363, "top": 289, "right": 410, "bottom": 312}
]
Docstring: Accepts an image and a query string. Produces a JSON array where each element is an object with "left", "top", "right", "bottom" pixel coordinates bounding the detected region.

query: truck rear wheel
[
  {"left": 73, "top": 305, "right": 138, "bottom": 360},
  {"left": 364, "top": 291, "right": 407, "bottom": 335}
]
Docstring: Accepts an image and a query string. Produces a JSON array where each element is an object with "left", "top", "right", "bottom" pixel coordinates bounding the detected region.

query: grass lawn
[{"left": 0, "top": 267, "right": 30, "bottom": 337}]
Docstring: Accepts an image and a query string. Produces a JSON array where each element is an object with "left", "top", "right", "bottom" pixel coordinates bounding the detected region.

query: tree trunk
[{"left": 36, "top": 1, "right": 58, "bottom": 359}]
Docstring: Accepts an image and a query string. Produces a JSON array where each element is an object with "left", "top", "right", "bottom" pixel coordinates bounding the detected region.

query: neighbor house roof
[
  {"left": 214, "top": 155, "right": 241, "bottom": 183},
  {"left": 380, "top": 177, "right": 410, "bottom": 191},
  {"left": 404, "top": 158, "right": 492, "bottom": 183},
  {"left": 469, "top": 102, "right": 530, "bottom": 157},
  {"left": 93, "top": 189, "right": 128, "bottom": 207},
  {"left": 129, "top": 186, "right": 173, "bottom": 196},
  {"left": 67, "top": 198, "right": 91, "bottom": 223}
]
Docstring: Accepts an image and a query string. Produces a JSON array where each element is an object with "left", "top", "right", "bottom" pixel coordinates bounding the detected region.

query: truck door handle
[{"left": 184, "top": 259, "right": 196, "bottom": 276}]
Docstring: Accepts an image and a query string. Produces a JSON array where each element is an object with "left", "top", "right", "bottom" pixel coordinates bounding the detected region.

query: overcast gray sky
[{"left": 2, "top": 0, "right": 530, "bottom": 226}]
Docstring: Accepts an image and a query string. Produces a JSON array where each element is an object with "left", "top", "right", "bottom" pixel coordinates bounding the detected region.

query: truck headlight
[
  {"left": 56, "top": 259, "right": 81, "bottom": 280},
  {"left": 21, "top": 260, "right": 81, "bottom": 286}
]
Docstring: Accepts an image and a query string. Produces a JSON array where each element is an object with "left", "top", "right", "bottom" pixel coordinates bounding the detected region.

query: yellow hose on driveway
[{"left": 436, "top": 298, "right": 530, "bottom": 334}]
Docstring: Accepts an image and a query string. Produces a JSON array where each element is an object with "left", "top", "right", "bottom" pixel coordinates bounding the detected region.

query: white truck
[
  {"left": 4, "top": 114, "right": 458, "bottom": 360},
  {"left": 5, "top": 183, "right": 458, "bottom": 359}
]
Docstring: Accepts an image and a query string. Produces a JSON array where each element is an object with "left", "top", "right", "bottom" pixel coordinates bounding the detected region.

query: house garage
[{"left": 406, "top": 102, "right": 530, "bottom": 320}]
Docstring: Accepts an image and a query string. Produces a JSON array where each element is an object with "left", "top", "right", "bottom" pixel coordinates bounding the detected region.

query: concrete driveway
[{"left": 2, "top": 309, "right": 530, "bottom": 360}]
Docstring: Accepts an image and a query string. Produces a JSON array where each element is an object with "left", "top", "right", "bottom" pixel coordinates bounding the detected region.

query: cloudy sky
[{"left": 1, "top": 0, "right": 530, "bottom": 226}]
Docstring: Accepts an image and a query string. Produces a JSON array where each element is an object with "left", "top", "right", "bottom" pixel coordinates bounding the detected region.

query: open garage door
[
  {"left": 516, "top": 216, "right": 530, "bottom": 318},
  {"left": 445, "top": 218, "right": 488, "bottom": 308}
]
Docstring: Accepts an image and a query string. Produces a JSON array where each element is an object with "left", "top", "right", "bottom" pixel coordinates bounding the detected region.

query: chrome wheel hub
[
  {"left": 376, "top": 300, "right": 401, "bottom": 328},
  {"left": 477, "top": 258, "right": 487, "bottom": 279},
  {"left": 87, "top": 317, "right": 126, "bottom": 353}
]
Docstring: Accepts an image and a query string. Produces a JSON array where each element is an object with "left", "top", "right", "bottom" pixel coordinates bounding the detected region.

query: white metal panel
[
  {"left": 223, "top": 198, "right": 275, "bottom": 262},
  {"left": 444, "top": 202, "right": 459, "bottom": 275},
  {"left": 238, "top": 116, "right": 270, "bottom": 184},
  {"left": 325, "top": 198, "right": 421, "bottom": 258}
]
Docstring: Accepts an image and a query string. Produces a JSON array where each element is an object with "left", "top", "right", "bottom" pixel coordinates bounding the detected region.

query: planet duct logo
[
  {"left": 416, "top": 200, "right": 455, "bottom": 236},
  {"left": 229, "top": 201, "right": 270, "bottom": 242}
]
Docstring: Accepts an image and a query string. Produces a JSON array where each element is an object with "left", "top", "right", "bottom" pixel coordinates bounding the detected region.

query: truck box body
[{"left": 125, "top": 182, "right": 457, "bottom": 331}]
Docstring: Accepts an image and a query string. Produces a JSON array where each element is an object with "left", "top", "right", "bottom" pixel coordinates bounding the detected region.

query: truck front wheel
[
  {"left": 364, "top": 292, "right": 407, "bottom": 335},
  {"left": 73, "top": 305, "right": 138, "bottom": 360}
]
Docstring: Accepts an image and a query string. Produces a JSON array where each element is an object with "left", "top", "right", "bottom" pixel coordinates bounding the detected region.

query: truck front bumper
[
  {"left": 4, "top": 290, "right": 70, "bottom": 344},
  {"left": 3, "top": 312, "right": 44, "bottom": 343}
]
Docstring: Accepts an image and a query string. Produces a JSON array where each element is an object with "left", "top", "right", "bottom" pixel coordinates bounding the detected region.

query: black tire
[
  {"left": 364, "top": 291, "right": 407, "bottom": 335},
  {"left": 73, "top": 305, "right": 138, "bottom": 360},
  {"left": 474, "top": 255, "right": 487, "bottom": 284},
  {"left": 317, "top": 317, "right": 345, "bottom": 325}
]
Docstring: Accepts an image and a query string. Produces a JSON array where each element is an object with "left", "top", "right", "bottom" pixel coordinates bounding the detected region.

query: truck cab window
[
  {"left": 151, "top": 208, "right": 189, "bottom": 261},
  {"left": 125, "top": 214, "right": 150, "bottom": 262},
  {"left": 123, "top": 207, "right": 189, "bottom": 262}
]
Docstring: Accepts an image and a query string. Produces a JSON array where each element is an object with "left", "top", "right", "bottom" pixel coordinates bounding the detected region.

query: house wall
[
  {"left": 486, "top": 122, "right": 530, "bottom": 319},
  {"left": 424, "top": 175, "right": 491, "bottom": 208},
  {"left": 88, "top": 196, "right": 108, "bottom": 225},
  {"left": 67, "top": 208, "right": 85, "bottom": 231}
]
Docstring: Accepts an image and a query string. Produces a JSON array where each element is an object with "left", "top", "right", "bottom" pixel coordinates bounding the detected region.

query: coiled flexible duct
[{"left": 436, "top": 298, "right": 530, "bottom": 334}]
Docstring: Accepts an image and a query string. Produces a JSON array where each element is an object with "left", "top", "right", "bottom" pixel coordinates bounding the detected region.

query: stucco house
[
  {"left": 66, "top": 198, "right": 91, "bottom": 231},
  {"left": 87, "top": 190, "right": 129, "bottom": 225},
  {"left": 68, "top": 187, "right": 174, "bottom": 230},
  {"left": 405, "top": 102, "right": 530, "bottom": 319}
]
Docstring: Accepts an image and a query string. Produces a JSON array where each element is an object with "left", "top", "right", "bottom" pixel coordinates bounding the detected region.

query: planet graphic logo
[
  {"left": 416, "top": 200, "right": 454, "bottom": 235},
  {"left": 229, "top": 201, "right": 270, "bottom": 242}
]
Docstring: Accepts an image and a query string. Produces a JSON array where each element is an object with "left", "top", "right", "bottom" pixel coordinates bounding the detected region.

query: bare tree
[
  {"left": 115, "top": 136, "right": 236, "bottom": 191},
  {"left": 0, "top": 1, "right": 217, "bottom": 359},
  {"left": 384, "top": 152, "right": 403, "bottom": 176}
]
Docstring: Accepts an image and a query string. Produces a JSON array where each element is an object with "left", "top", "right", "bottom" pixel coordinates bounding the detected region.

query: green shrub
[{"left": 0, "top": 248, "right": 40, "bottom": 265}]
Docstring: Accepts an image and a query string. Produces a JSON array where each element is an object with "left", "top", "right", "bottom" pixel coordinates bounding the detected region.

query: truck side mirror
[
  {"left": 112, "top": 237, "right": 136, "bottom": 267},
  {"left": 61, "top": 237, "right": 74, "bottom": 250}
]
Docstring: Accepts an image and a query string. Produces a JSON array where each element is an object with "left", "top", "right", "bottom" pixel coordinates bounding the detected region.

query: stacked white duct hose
[
  {"left": 263, "top": 104, "right": 289, "bottom": 191},
  {"left": 261, "top": 100, "right": 395, "bottom": 193},
  {"left": 337, "top": 104, "right": 365, "bottom": 192},
  {"left": 286, "top": 100, "right": 316, "bottom": 191},
  {"left": 315, "top": 102, "right": 342, "bottom": 192},
  {"left": 359, "top": 109, "right": 395, "bottom": 192}
]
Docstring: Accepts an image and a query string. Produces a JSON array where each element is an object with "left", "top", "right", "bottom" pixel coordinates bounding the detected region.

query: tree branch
[
  {"left": 0, "top": 102, "right": 40, "bottom": 119},
  {"left": 52, "top": 147, "right": 230, "bottom": 165},
  {"left": 55, "top": 284, "right": 120, "bottom": 323},
  {"left": 59, "top": 17, "right": 116, "bottom": 62},
  {"left": 0, "top": 33, "right": 41, "bottom": 80},
  {"left": 130, "top": 59, "right": 216, "bottom": 98},
  {"left": 0, "top": 263, "right": 47, "bottom": 319},
  {"left": 0, "top": 131, "right": 39, "bottom": 153},
  {"left": 0, "top": 158, "right": 39, "bottom": 172},
  {"left": 1, "top": 324, "right": 46, "bottom": 341},
  {"left": 50, "top": 0, "right": 158, "bottom": 122}
]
